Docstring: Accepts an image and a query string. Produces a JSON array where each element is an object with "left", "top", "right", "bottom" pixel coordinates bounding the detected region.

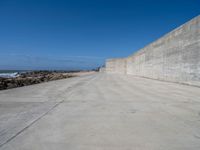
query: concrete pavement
[{"left": 0, "top": 73, "right": 200, "bottom": 150}]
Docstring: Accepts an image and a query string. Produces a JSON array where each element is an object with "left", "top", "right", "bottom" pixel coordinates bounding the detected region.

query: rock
[{"left": 0, "top": 71, "right": 75, "bottom": 90}]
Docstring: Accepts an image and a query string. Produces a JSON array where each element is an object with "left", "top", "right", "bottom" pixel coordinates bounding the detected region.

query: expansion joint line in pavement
[
  {"left": 0, "top": 75, "right": 97, "bottom": 148},
  {"left": 0, "top": 100, "right": 63, "bottom": 148}
]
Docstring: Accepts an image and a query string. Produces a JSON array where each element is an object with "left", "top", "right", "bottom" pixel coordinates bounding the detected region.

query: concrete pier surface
[{"left": 0, "top": 73, "right": 200, "bottom": 150}]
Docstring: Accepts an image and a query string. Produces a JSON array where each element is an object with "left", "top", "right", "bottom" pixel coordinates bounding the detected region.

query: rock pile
[{"left": 0, "top": 71, "right": 75, "bottom": 90}]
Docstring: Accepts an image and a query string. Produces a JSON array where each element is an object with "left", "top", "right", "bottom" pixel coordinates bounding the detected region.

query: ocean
[{"left": 0, "top": 70, "right": 26, "bottom": 78}]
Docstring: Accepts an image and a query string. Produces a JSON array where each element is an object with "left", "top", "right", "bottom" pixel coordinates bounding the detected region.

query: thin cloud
[{"left": 0, "top": 53, "right": 104, "bottom": 70}]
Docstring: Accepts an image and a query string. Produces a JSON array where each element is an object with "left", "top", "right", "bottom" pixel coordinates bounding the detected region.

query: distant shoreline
[
  {"left": 0, "top": 70, "right": 88, "bottom": 73},
  {"left": 0, "top": 70, "right": 92, "bottom": 78},
  {"left": 0, "top": 70, "right": 97, "bottom": 90},
  {"left": 0, "top": 70, "right": 94, "bottom": 90}
]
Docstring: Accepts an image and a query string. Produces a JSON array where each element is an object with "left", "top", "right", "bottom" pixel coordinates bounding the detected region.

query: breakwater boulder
[{"left": 0, "top": 71, "right": 75, "bottom": 90}]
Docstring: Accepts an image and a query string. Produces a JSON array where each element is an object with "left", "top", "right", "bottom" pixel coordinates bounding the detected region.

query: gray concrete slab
[
  {"left": 0, "top": 73, "right": 200, "bottom": 150},
  {"left": 105, "top": 15, "right": 200, "bottom": 86}
]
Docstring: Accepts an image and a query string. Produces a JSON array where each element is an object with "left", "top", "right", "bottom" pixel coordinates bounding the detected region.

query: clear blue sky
[{"left": 0, "top": 0, "right": 200, "bottom": 70}]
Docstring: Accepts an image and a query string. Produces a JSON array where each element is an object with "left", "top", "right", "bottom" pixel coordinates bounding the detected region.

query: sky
[{"left": 0, "top": 0, "right": 200, "bottom": 70}]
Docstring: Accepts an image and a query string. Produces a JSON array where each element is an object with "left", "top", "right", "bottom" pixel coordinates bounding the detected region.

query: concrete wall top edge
[{"left": 127, "top": 15, "right": 200, "bottom": 58}]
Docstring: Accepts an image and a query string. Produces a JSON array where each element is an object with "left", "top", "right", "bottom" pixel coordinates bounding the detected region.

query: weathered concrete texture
[
  {"left": 106, "top": 15, "right": 200, "bottom": 86},
  {"left": 106, "top": 58, "right": 127, "bottom": 74},
  {"left": 99, "top": 67, "right": 106, "bottom": 73},
  {"left": 0, "top": 73, "right": 200, "bottom": 150}
]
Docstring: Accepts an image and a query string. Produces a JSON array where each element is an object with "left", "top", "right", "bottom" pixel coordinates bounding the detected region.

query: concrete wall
[
  {"left": 106, "top": 58, "right": 127, "bottom": 74},
  {"left": 99, "top": 67, "right": 106, "bottom": 73},
  {"left": 105, "top": 15, "right": 200, "bottom": 86}
]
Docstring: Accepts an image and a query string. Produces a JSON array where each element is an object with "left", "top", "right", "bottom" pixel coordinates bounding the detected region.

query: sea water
[{"left": 0, "top": 70, "right": 25, "bottom": 78}]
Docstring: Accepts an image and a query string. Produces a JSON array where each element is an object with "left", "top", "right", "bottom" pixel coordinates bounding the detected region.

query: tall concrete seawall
[
  {"left": 106, "top": 58, "right": 127, "bottom": 74},
  {"left": 105, "top": 15, "right": 200, "bottom": 86}
]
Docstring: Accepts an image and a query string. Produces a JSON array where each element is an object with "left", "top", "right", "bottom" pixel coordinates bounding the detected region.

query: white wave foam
[{"left": 0, "top": 72, "right": 19, "bottom": 78}]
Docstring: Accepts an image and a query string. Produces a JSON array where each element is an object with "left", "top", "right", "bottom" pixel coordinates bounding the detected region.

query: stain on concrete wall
[{"left": 105, "top": 15, "right": 200, "bottom": 86}]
